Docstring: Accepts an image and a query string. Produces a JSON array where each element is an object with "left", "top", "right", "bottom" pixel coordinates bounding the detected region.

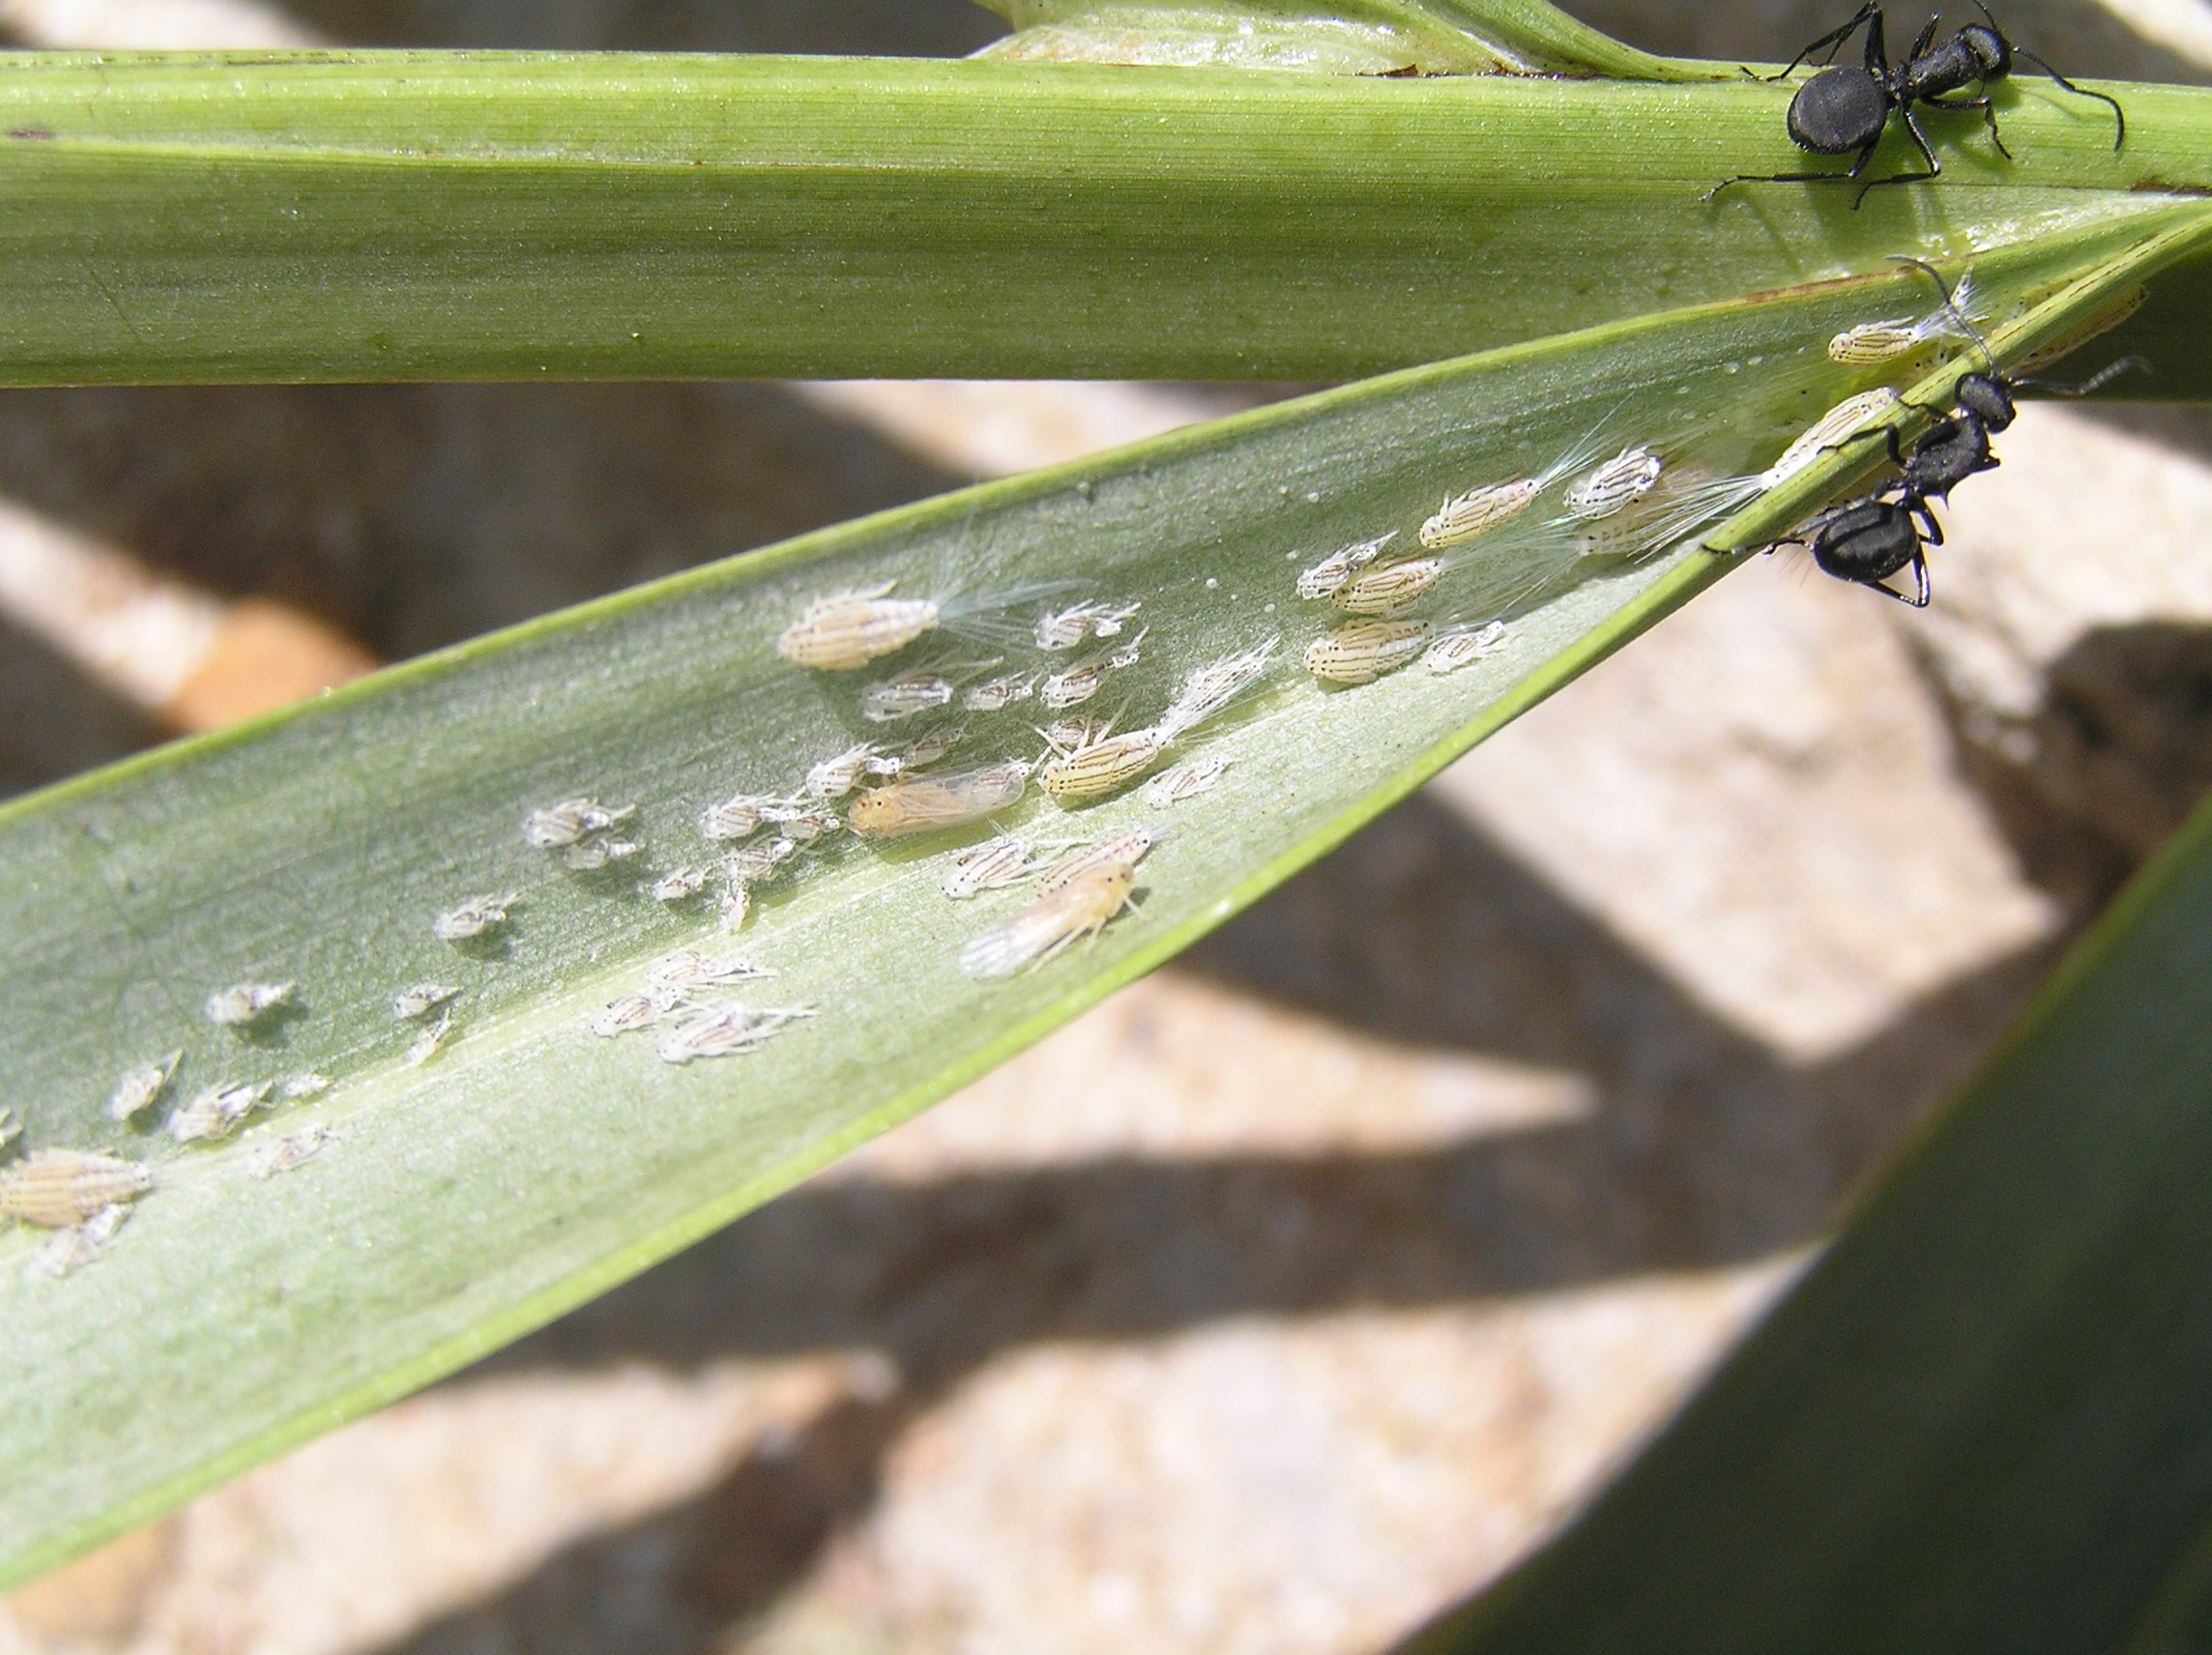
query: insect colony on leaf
[{"left": 20, "top": 256, "right": 2118, "bottom": 1282}]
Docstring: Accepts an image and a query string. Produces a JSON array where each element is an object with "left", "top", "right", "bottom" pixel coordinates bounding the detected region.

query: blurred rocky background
[{"left": 4, "top": 0, "right": 2212, "bottom": 1650}]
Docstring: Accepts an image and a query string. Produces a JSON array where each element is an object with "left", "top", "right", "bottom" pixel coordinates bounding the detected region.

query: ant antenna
[
  {"left": 2012, "top": 355, "right": 2152, "bottom": 397},
  {"left": 1969, "top": 0, "right": 2126, "bottom": 150},
  {"left": 1890, "top": 255, "right": 1996, "bottom": 371}
]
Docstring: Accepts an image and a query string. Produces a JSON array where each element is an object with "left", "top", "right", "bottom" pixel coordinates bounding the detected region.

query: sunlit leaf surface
[{"left": 1, "top": 198, "right": 2194, "bottom": 1586}]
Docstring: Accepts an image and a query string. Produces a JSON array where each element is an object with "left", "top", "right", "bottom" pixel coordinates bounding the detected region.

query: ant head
[
  {"left": 1959, "top": 22, "right": 2010, "bottom": 74},
  {"left": 1964, "top": 0, "right": 2014, "bottom": 71},
  {"left": 1955, "top": 372, "right": 2016, "bottom": 428}
]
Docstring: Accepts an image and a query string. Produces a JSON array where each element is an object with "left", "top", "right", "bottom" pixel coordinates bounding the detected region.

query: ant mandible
[{"left": 1704, "top": 0, "right": 2125, "bottom": 206}]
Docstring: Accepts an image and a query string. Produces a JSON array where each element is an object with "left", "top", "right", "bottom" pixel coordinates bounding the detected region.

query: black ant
[
  {"left": 1704, "top": 0, "right": 2125, "bottom": 206},
  {"left": 1771, "top": 258, "right": 2146, "bottom": 607}
]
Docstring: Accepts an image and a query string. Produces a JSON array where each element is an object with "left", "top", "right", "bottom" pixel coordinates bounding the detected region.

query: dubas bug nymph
[
  {"left": 1142, "top": 757, "right": 1231, "bottom": 808},
  {"left": 249, "top": 1127, "right": 333, "bottom": 1179},
  {"left": 1330, "top": 557, "right": 1443, "bottom": 617},
  {"left": 777, "top": 583, "right": 940, "bottom": 670},
  {"left": 847, "top": 760, "right": 1033, "bottom": 839},
  {"left": 434, "top": 893, "right": 517, "bottom": 943},
  {"left": 109, "top": 1051, "right": 183, "bottom": 1122},
  {"left": 1562, "top": 447, "right": 1664, "bottom": 521},
  {"left": 942, "top": 836, "right": 1042, "bottom": 900},
  {"left": 393, "top": 982, "right": 461, "bottom": 1020},
  {"left": 0, "top": 1149, "right": 153, "bottom": 1228},
  {"left": 861, "top": 658, "right": 1001, "bottom": 723},
  {"left": 1418, "top": 420, "right": 1621, "bottom": 551},
  {"left": 523, "top": 798, "right": 633, "bottom": 849},
  {"left": 1297, "top": 533, "right": 1396, "bottom": 600},
  {"left": 205, "top": 981, "right": 296, "bottom": 1028},
  {"left": 26, "top": 1203, "right": 131, "bottom": 1279},
  {"left": 646, "top": 948, "right": 774, "bottom": 989},
  {"left": 1032, "top": 830, "right": 1153, "bottom": 897},
  {"left": 655, "top": 1004, "right": 816, "bottom": 1064},
  {"left": 1033, "top": 599, "right": 1141, "bottom": 651},
  {"left": 804, "top": 742, "right": 885, "bottom": 799},
  {"left": 1829, "top": 269, "right": 1980, "bottom": 363},
  {"left": 169, "top": 1081, "right": 274, "bottom": 1143},
  {"left": 1423, "top": 623, "right": 1510, "bottom": 675},
  {"left": 1038, "top": 727, "right": 1168, "bottom": 805},
  {"left": 652, "top": 866, "right": 713, "bottom": 903},
  {"left": 1304, "top": 620, "right": 1433, "bottom": 686},
  {"left": 779, "top": 576, "right": 1076, "bottom": 672},
  {"left": 959, "top": 863, "right": 1140, "bottom": 979}
]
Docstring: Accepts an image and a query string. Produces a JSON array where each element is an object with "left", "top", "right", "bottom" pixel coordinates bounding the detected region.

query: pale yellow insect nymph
[
  {"left": 1297, "top": 532, "right": 1395, "bottom": 599},
  {"left": 1038, "top": 727, "right": 1168, "bottom": 804},
  {"left": 1563, "top": 447, "right": 1663, "bottom": 521},
  {"left": 1761, "top": 389, "right": 1906, "bottom": 489},
  {"left": 0, "top": 1149, "right": 154, "bottom": 1227},
  {"left": 847, "top": 759, "right": 1033, "bottom": 839},
  {"left": 777, "top": 583, "right": 940, "bottom": 671},
  {"left": 959, "top": 863, "right": 1139, "bottom": 979},
  {"left": 1304, "top": 620, "right": 1433, "bottom": 685},
  {"left": 1420, "top": 479, "right": 1541, "bottom": 550},
  {"left": 1332, "top": 557, "right": 1443, "bottom": 617},
  {"left": 1033, "top": 830, "right": 1152, "bottom": 896}
]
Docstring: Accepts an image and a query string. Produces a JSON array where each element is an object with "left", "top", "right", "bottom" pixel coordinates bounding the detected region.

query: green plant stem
[{"left": 0, "top": 51, "right": 2206, "bottom": 385}]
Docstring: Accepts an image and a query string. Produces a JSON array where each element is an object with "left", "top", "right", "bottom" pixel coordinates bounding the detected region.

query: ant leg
[
  {"left": 2013, "top": 47, "right": 2126, "bottom": 149},
  {"left": 2014, "top": 355, "right": 2151, "bottom": 397},
  {"left": 1925, "top": 92, "right": 2011, "bottom": 159},
  {"left": 1865, "top": 552, "right": 1932, "bottom": 607},
  {"left": 1703, "top": 162, "right": 1874, "bottom": 201},
  {"left": 1865, "top": 6, "right": 1893, "bottom": 76},
  {"left": 1906, "top": 550, "right": 1932, "bottom": 608},
  {"left": 1752, "top": 0, "right": 1878, "bottom": 81},
  {"left": 1900, "top": 103, "right": 1941, "bottom": 173},
  {"left": 1851, "top": 108, "right": 1940, "bottom": 205}
]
